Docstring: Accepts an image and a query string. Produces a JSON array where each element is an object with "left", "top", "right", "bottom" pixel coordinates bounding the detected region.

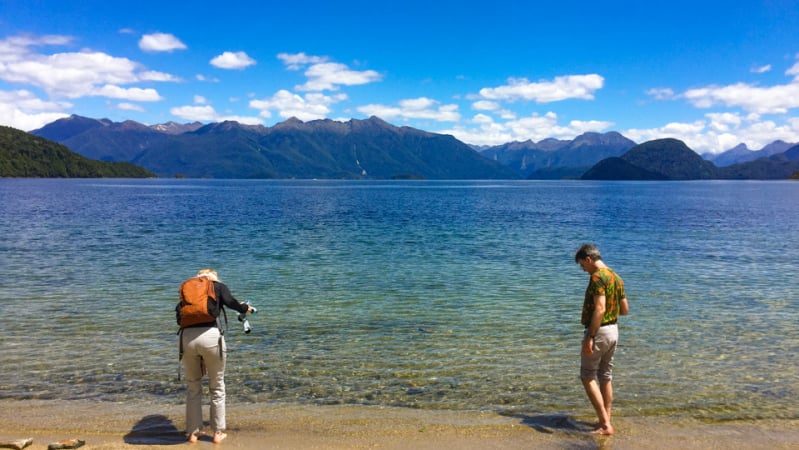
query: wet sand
[{"left": 0, "top": 399, "right": 796, "bottom": 450}]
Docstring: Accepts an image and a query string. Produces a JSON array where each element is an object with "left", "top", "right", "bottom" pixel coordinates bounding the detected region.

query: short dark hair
[{"left": 575, "top": 244, "right": 602, "bottom": 263}]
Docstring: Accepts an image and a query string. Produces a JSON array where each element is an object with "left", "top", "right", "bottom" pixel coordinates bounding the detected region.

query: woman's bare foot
[
  {"left": 188, "top": 432, "right": 200, "bottom": 443},
  {"left": 213, "top": 431, "right": 227, "bottom": 444}
]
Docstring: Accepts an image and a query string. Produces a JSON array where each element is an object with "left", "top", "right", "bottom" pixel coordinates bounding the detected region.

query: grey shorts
[{"left": 580, "top": 324, "right": 618, "bottom": 382}]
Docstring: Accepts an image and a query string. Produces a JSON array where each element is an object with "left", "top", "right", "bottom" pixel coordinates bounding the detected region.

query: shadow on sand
[
  {"left": 503, "top": 413, "right": 613, "bottom": 450},
  {"left": 123, "top": 414, "right": 186, "bottom": 445},
  {"left": 508, "top": 413, "right": 594, "bottom": 434}
]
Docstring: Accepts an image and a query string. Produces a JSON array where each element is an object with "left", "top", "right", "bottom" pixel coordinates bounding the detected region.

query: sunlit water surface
[{"left": 1, "top": 179, "right": 797, "bottom": 421}]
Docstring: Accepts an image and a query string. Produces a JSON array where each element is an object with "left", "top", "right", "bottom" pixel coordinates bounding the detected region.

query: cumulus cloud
[
  {"left": 0, "top": 35, "right": 72, "bottom": 59},
  {"left": 196, "top": 74, "right": 220, "bottom": 83},
  {"left": 787, "top": 60, "right": 799, "bottom": 78},
  {"left": 249, "top": 89, "right": 347, "bottom": 121},
  {"left": 169, "top": 105, "right": 217, "bottom": 121},
  {"left": 0, "top": 89, "right": 71, "bottom": 130},
  {"left": 663, "top": 56, "right": 799, "bottom": 115},
  {"left": 0, "top": 34, "right": 176, "bottom": 100},
  {"left": 357, "top": 97, "right": 460, "bottom": 122},
  {"left": 472, "top": 100, "right": 501, "bottom": 111},
  {"left": 298, "top": 62, "right": 381, "bottom": 91},
  {"left": 437, "top": 111, "right": 613, "bottom": 146},
  {"left": 140, "top": 70, "right": 181, "bottom": 82},
  {"left": 646, "top": 87, "right": 676, "bottom": 100},
  {"left": 276, "top": 52, "right": 381, "bottom": 92},
  {"left": 210, "top": 51, "right": 256, "bottom": 70},
  {"left": 278, "top": 52, "right": 327, "bottom": 70},
  {"left": 751, "top": 64, "right": 772, "bottom": 74},
  {"left": 138, "top": 33, "right": 187, "bottom": 53},
  {"left": 0, "top": 34, "right": 184, "bottom": 129},
  {"left": 95, "top": 85, "right": 162, "bottom": 101},
  {"left": 476, "top": 74, "right": 605, "bottom": 103},
  {"left": 683, "top": 82, "right": 799, "bottom": 114},
  {"left": 169, "top": 103, "right": 262, "bottom": 125},
  {"left": 624, "top": 111, "right": 799, "bottom": 154},
  {"left": 117, "top": 102, "right": 145, "bottom": 112}
]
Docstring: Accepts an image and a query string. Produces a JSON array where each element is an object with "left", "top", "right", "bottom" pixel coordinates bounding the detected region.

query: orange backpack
[{"left": 177, "top": 276, "right": 217, "bottom": 328}]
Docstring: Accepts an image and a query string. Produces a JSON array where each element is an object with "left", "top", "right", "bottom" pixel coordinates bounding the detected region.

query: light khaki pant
[{"left": 181, "top": 326, "right": 226, "bottom": 434}]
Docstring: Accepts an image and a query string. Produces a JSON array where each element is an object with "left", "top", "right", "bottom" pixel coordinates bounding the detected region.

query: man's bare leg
[
  {"left": 600, "top": 380, "right": 614, "bottom": 422},
  {"left": 582, "top": 378, "right": 614, "bottom": 435}
]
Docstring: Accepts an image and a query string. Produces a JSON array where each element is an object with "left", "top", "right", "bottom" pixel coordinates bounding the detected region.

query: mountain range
[
  {"left": 479, "top": 131, "right": 637, "bottom": 179},
  {"left": 583, "top": 138, "right": 799, "bottom": 180},
  {"left": 24, "top": 115, "right": 799, "bottom": 180},
  {"left": 31, "top": 115, "right": 518, "bottom": 179},
  {"left": 703, "top": 140, "right": 795, "bottom": 167}
]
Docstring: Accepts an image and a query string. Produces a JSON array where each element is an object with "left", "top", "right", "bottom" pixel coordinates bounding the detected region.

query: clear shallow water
[{"left": 1, "top": 179, "right": 797, "bottom": 421}]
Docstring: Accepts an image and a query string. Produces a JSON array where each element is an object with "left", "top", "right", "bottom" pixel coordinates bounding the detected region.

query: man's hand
[{"left": 582, "top": 335, "right": 594, "bottom": 355}]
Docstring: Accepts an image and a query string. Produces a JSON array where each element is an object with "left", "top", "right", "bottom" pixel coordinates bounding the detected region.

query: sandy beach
[{"left": 0, "top": 399, "right": 796, "bottom": 450}]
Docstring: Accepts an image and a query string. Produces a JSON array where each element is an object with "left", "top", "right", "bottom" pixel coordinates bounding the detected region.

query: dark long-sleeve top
[{"left": 178, "top": 281, "right": 249, "bottom": 329}]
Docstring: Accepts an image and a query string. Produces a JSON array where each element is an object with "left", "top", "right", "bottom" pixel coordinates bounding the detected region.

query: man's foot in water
[{"left": 590, "top": 424, "right": 614, "bottom": 435}]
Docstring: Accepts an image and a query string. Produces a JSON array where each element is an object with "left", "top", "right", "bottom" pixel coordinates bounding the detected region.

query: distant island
[
  {"left": 1, "top": 125, "right": 153, "bottom": 178},
  {"left": 3, "top": 115, "right": 796, "bottom": 180}
]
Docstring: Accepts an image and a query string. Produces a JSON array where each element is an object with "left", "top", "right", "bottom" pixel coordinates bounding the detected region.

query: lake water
[{"left": 1, "top": 179, "right": 797, "bottom": 421}]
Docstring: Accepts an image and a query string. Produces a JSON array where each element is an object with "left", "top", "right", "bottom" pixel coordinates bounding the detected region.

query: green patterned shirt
[{"left": 581, "top": 267, "right": 625, "bottom": 327}]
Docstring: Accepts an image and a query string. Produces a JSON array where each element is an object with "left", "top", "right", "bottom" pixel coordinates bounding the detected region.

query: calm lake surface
[{"left": 1, "top": 179, "right": 797, "bottom": 421}]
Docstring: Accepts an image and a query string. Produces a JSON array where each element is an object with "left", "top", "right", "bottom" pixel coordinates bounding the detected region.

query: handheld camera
[{"left": 237, "top": 300, "right": 258, "bottom": 334}]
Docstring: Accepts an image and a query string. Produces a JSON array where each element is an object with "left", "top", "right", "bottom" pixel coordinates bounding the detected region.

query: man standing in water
[{"left": 575, "top": 244, "right": 629, "bottom": 435}]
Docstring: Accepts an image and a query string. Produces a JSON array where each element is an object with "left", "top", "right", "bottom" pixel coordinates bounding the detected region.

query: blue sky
[{"left": 1, "top": 0, "right": 798, "bottom": 153}]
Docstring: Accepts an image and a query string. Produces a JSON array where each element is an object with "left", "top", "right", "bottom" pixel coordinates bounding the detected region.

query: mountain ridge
[
  {"left": 33, "top": 115, "right": 518, "bottom": 179},
  {"left": 29, "top": 115, "right": 799, "bottom": 180},
  {"left": 583, "top": 139, "right": 799, "bottom": 180},
  {"left": 479, "top": 131, "right": 637, "bottom": 179}
]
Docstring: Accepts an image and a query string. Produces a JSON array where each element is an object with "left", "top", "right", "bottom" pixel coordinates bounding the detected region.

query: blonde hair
[{"left": 196, "top": 268, "right": 219, "bottom": 282}]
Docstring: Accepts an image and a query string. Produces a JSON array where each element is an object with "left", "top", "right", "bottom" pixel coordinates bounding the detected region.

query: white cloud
[
  {"left": 787, "top": 60, "right": 799, "bottom": 78},
  {"left": 673, "top": 56, "right": 799, "bottom": 114},
  {"left": 436, "top": 111, "right": 613, "bottom": 146},
  {"left": 278, "top": 52, "right": 327, "bottom": 70},
  {"left": 358, "top": 97, "right": 460, "bottom": 122},
  {"left": 0, "top": 89, "right": 71, "bottom": 130},
  {"left": 196, "top": 74, "right": 220, "bottom": 82},
  {"left": 210, "top": 51, "right": 256, "bottom": 70},
  {"left": 477, "top": 74, "right": 604, "bottom": 103},
  {"left": 95, "top": 85, "right": 162, "bottom": 101},
  {"left": 705, "top": 112, "right": 743, "bottom": 132},
  {"left": 194, "top": 95, "right": 208, "bottom": 104},
  {"left": 138, "top": 33, "right": 187, "bottom": 53},
  {"left": 624, "top": 112, "right": 799, "bottom": 154},
  {"left": 0, "top": 35, "right": 72, "bottom": 60},
  {"left": 139, "top": 70, "right": 181, "bottom": 82},
  {"left": 297, "top": 62, "right": 382, "bottom": 91},
  {"left": 169, "top": 103, "right": 262, "bottom": 125},
  {"left": 0, "top": 89, "right": 70, "bottom": 111},
  {"left": 117, "top": 102, "right": 145, "bottom": 112},
  {"left": 276, "top": 53, "right": 381, "bottom": 91},
  {"left": 505, "top": 112, "right": 612, "bottom": 141},
  {"left": 646, "top": 87, "right": 676, "bottom": 100},
  {"left": 170, "top": 105, "right": 217, "bottom": 121},
  {"left": 683, "top": 82, "right": 799, "bottom": 114},
  {"left": 0, "top": 34, "right": 176, "bottom": 107},
  {"left": 249, "top": 89, "right": 347, "bottom": 121},
  {"left": 751, "top": 64, "right": 772, "bottom": 74},
  {"left": 472, "top": 100, "right": 500, "bottom": 111}
]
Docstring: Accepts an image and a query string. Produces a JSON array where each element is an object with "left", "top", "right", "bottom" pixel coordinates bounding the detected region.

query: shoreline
[{"left": 0, "top": 400, "right": 797, "bottom": 449}]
